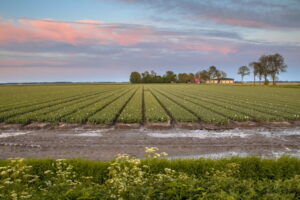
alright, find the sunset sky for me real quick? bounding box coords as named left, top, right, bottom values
left=0, top=0, right=299, bottom=82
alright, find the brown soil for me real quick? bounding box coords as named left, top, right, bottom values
left=1, top=121, right=298, bottom=131
left=0, top=125, right=299, bottom=160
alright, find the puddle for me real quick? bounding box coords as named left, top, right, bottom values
left=170, top=152, right=250, bottom=159
left=146, top=127, right=300, bottom=139
left=0, top=131, right=31, bottom=138
left=60, top=130, right=104, bottom=137
left=147, top=129, right=252, bottom=139
left=270, top=150, right=300, bottom=159
left=76, top=130, right=103, bottom=137
left=169, top=150, right=300, bottom=160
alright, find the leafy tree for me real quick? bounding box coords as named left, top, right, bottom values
left=197, top=70, right=210, bottom=81
left=164, top=71, right=177, bottom=83
left=177, top=73, right=195, bottom=83
left=215, top=70, right=227, bottom=83
left=249, top=62, right=263, bottom=85
left=141, top=71, right=151, bottom=83
left=188, top=73, right=195, bottom=83
left=259, top=55, right=271, bottom=85
left=130, top=72, right=141, bottom=83
left=268, top=53, right=287, bottom=85
left=177, top=73, right=190, bottom=83
left=237, top=66, right=250, bottom=82
left=208, top=66, right=218, bottom=80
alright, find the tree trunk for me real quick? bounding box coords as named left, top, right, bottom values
left=254, top=74, right=256, bottom=85
left=264, top=73, right=268, bottom=85
left=272, top=74, right=276, bottom=85
left=259, top=76, right=262, bottom=85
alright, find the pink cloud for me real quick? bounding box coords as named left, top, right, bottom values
left=193, top=16, right=276, bottom=29
left=0, top=18, right=240, bottom=55
left=0, top=18, right=151, bottom=46
left=0, top=59, right=68, bottom=66
left=212, top=18, right=275, bottom=29
left=169, top=41, right=236, bottom=55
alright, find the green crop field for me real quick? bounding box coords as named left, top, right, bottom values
left=0, top=84, right=299, bottom=125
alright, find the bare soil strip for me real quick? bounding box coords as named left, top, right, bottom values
left=0, top=123, right=300, bottom=160
left=0, top=121, right=299, bottom=130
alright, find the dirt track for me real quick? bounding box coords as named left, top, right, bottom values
left=1, top=126, right=300, bottom=160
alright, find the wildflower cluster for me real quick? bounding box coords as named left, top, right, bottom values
left=0, top=158, right=37, bottom=199
left=1, top=149, right=299, bottom=199
left=42, top=159, right=80, bottom=189
left=0, top=158, right=91, bottom=199
left=104, top=147, right=195, bottom=200
left=144, top=147, right=168, bottom=159
left=105, top=154, right=145, bottom=199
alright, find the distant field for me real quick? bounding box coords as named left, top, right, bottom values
left=0, top=84, right=299, bottom=125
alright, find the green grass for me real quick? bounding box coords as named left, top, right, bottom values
left=1, top=156, right=300, bottom=199
left=1, top=156, right=299, bottom=181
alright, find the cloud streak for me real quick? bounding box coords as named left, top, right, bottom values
left=0, top=18, right=152, bottom=46
left=0, top=18, right=240, bottom=55
left=114, top=0, right=300, bottom=29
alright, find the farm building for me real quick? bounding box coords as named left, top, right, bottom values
left=206, top=78, right=235, bottom=84
left=194, top=78, right=204, bottom=83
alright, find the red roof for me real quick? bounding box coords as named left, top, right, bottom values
left=194, top=78, right=203, bottom=83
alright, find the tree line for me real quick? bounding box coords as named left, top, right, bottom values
left=130, top=66, right=227, bottom=83
left=130, top=53, right=287, bottom=85
left=238, top=53, right=287, bottom=85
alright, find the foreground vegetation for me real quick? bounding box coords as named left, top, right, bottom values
left=0, top=84, right=299, bottom=125
left=0, top=148, right=300, bottom=199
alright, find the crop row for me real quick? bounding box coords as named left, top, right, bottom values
left=117, top=87, right=142, bottom=123
left=0, top=84, right=299, bottom=125
left=61, top=88, right=134, bottom=124
left=149, top=88, right=198, bottom=123
left=6, top=90, right=121, bottom=124
left=0, top=91, right=105, bottom=123
left=88, top=88, right=137, bottom=124
left=0, top=85, right=105, bottom=112
left=160, top=87, right=280, bottom=121
left=190, top=85, right=300, bottom=112
left=165, top=86, right=299, bottom=120
left=152, top=88, right=228, bottom=124
left=143, top=89, right=169, bottom=123
left=0, top=85, right=129, bottom=113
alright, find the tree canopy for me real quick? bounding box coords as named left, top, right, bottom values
left=237, top=66, right=250, bottom=82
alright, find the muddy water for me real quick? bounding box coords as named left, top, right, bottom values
left=0, top=127, right=300, bottom=160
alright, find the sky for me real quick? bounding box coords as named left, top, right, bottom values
left=0, top=0, right=300, bottom=82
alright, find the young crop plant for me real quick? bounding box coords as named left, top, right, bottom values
left=165, top=87, right=277, bottom=122
left=0, top=86, right=103, bottom=113
left=157, top=88, right=229, bottom=124
left=144, top=90, right=169, bottom=123
left=62, top=88, right=133, bottom=123
left=4, top=91, right=112, bottom=124
left=37, top=92, right=119, bottom=123
left=150, top=89, right=198, bottom=123
left=0, top=93, right=94, bottom=123
left=88, top=89, right=137, bottom=125
left=117, top=86, right=142, bottom=123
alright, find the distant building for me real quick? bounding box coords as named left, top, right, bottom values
left=206, top=78, right=235, bottom=84
left=194, top=78, right=204, bottom=84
